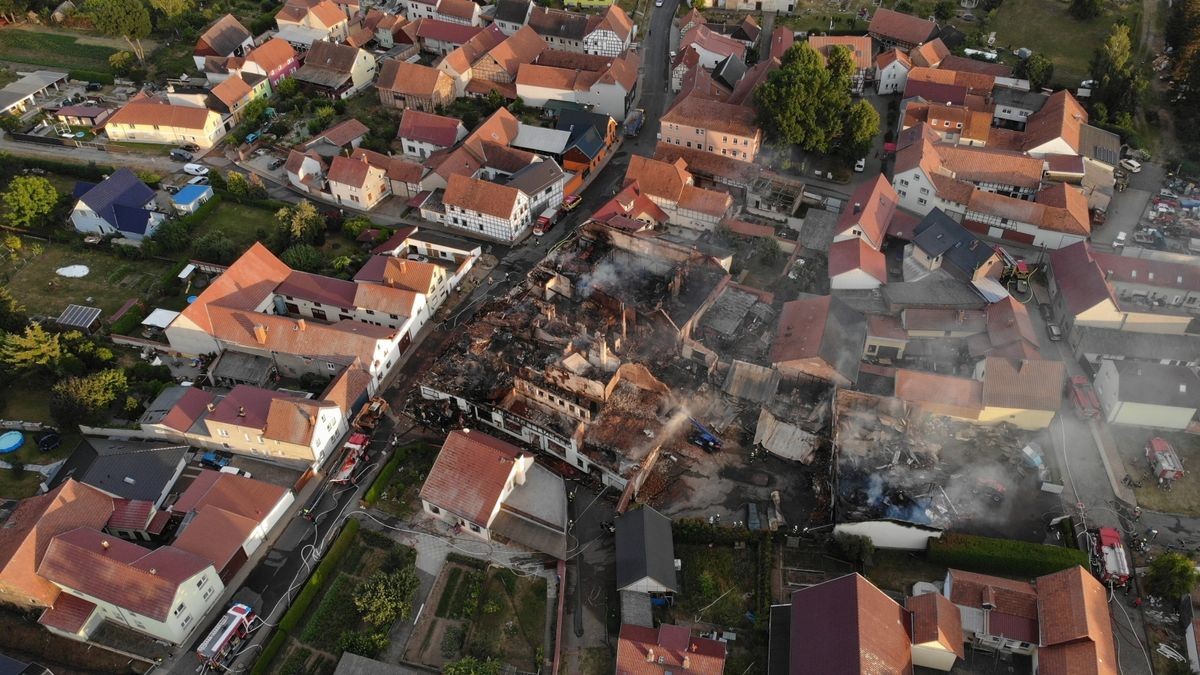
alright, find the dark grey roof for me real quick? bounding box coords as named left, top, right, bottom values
left=294, top=40, right=360, bottom=88
left=493, top=0, right=531, bottom=23
left=333, top=652, right=420, bottom=675
left=555, top=109, right=613, bottom=139
left=564, top=125, right=605, bottom=160
left=408, top=229, right=481, bottom=251
left=615, top=506, right=677, bottom=592
left=1079, top=123, right=1121, bottom=166
left=1113, top=360, right=1200, bottom=409
left=912, top=209, right=995, bottom=280
left=992, top=87, right=1047, bottom=112
left=712, top=54, right=746, bottom=90
left=73, top=168, right=156, bottom=233
left=48, top=438, right=189, bottom=503
left=528, top=6, right=588, bottom=42
left=505, top=159, right=565, bottom=196
left=1074, top=326, right=1200, bottom=363
left=817, top=294, right=867, bottom=385
left=882, top=273, right=988, bottom=310
left=198, top=15, right=252, bottom=57
left=55, top=303, right=101, bottom=329
left=767, top=603, right=792, bottom=675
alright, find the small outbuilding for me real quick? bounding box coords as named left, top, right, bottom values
left=54, top=304, right=102, bottom=334
left=615, top=505, right=677, bottom=595
left=171, top=184, right=214, bottom=214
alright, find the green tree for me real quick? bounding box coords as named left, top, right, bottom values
left=151, top=218, right=190, bottom=253
left=342, top=216, right=374, bottom=238
left=1016, top=53, right=1055, bottom=90
left=0, top=114, right=25, bottom=133
left=108, top=50, right=135, bottom=76
left=226, top=171, right=250, bottom=198
left=443, top=657, right=503, bottom=675
left=148, top=0, right=191, bottom=22
left=934, top=0, right=955, bottom=21
left=241, top=98, right=268, bottom=128
left=1143, top=552, right=1200, bottom=599
left=276, top=77, right=298, bottom=97
left=824, top=44, right=856, bottom=87
left=275, top=200, right=324, bottom=245
left=2, top=233, right=21, bottom=262
left=353, top=568, right=420, bottom=626
left=0, top=286, right=27, bottom=333
left=1070, top=0, right=1102, bottom=19
left=834, top=532, right=875, bottom=567
left=0, top=0, right=29, bottom=23
left=88, top=0, right=152, bottom=62
left=0, top=323, right=63, bottom=375
left=842, top=99, right=880, bottom=159
left=49, top=368, right=128, bottom=426
left=1090, top=23, right=1145, bottom=118
left=280, top=243, right=325, bottom=272
left=754, top=43, right=853, bottom=153
left=330, top=255, right=355, bottom=273
left=194, top=232, right=237, bottom=264
left=336, top=631, right=389, bottom=658
left=246, top=173, right=269, bottom=200
left=2, top=176, right=59, bottom=229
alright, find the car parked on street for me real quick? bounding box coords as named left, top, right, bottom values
left=183, top=163, right=209, bottom=176
left=188, top=176, right=210, bottom=186
left=1038, top=303, right=1053, bottom=322
left=268, top=158, right=286, bottom=170
left=854, top=158, right=866, bottom=172
left=170, top=149, right=193, bottom=162
left=1046, top=323, right=1063, bottom=341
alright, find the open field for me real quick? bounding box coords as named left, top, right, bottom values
left=987, top=0, right=1140, bottom=86
left=0, top=29, right=116, bottom=73
left=191, top=200, right=279, bottom=250
left=5, top=240, right=171, bottom=318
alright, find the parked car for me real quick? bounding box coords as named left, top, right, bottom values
left=187, top=176, right=210, bottom=186
left=1119, top=158, right=1142, bottom=173
left=183, top=163, right=209, bottom=176
left=163, top=185, right=180, bottom=194
left=170, top=149, right=193, bottom=162
left=219, top=466, right=252, bottom=478
left=200, top=451, right=230, bottom=469
left=244, top=132, right=260, bottom=144
left=406, top=253, right=429, bottom=262
left=1114, top=231, right=1127, bottom=248
left=561, top=194, right=582, bottom=212
left=180, top=143, right=201, bottom=152
left=268, top=157, right=286, bottom=170
left=1038, top=303, right=1053, bottom=322
left=85, top=82, right=103, bottom=91
left=854, top=157, right=866, bottom=172
left=1046, top=323, right=1063, bottom=341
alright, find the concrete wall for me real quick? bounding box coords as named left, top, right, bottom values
left=834, top=520, right=942, bottom=550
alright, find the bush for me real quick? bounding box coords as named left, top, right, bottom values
left=337, top=630, right=389, bottom=658
left=69, top=69, right=115, bottom=85
left=441, top=624, right=466, bottom=658
left=299, top=574, right=360, bottom=650
left=927, top=533, right=1088, bottom=577
left=278, top=519, right=360, bottom=633
left=362, top=452, right=404, bottom=506
left=108, top=306, right=147, bottom=336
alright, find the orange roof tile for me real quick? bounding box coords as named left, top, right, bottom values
left=108, top=97, right=216, bottom=130
left=906, top=593, right=965, bottom=659
left=378, top=60, right=452, bottom=97
left=661, top=93, right=759, bottom=138
left=615, top=624, right=726, bottom=675
left=909, top=38, right=950, bottom=68
left=247, top=38, right=297, bottom=74
left=625, top=154, right=691, bottom=201
left=836, top=174, right=898, bottom=248
left=419, top=429, right=529, bottom=524
left=1023, top=90, right=1087, bottom=154
left=808, top=35, right=874, bottom=70
left=981, top=356, right=1064, bottom=411
left=444, top=173, right=522, bottom=220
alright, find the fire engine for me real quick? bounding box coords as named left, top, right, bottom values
left=1092, top=527, right=1131, bottom=587
left=330, top=433, right=370, bottom=484
left=196, top=603, right=255, bottom=667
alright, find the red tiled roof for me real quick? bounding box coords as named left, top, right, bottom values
left=37, top=593, right=97, bottom=634
left=836, top=174, right=898, bottom=249
left=247, top=37, right=296, bottom=75
left=894, top=369, right=984, bottom=415
left=869, top=7, right=937, bottom=45
left=615, top=624, right=726, bottom=675
left=108, top=96, right=216, bottom=131
left=399, top=109, right=463, bottom=147
left=808, top=35, right=874, bottom=70
left=981, top=357, right=1063, bottom=410
left=174, top=242, right=292, bottom=335
left=172, top=506, right=258, bottom=572
left=160, top=387, right=215, bottom=432
left=769, top=26, right=794, bottom=60
left=370, top=225, right=417, bottom=254
left=661, top=93, right=759, bottom=138
left=679, top=24, right=746, bottom=61
left=311, top=118, right=369, bottom=147
left=1036, top=567, right=1118, bottom=675
left=1023, top=90, right=1087, bottom=154
left=107, top=499, right=156, bottom=531
left=171, top=470, right=289, bottom=523
left=37, top=528, right=210, bottom=621
left=909, top=38, right=950, bottom=68
left=828, top=237, right=887, bottom=284
left=906, top=592, right=965, bottom=659
left=415, top=18, right=484, bottom=44
left=876, top=47, right=912, bottom=70
left=0, top=480, right=114, bottom=608
left=789, top=574, right=913, bottom=675
left=443, top=173, right=522, bottom=220
left=771, top=295, right=832, bottom=363
left=209, top=385, right=295, bottom=430
left=1048, top=242, right=1119, bottom=316
left=437, top=0, right=477, bottom=20
left=419, top=429, right=528, bottom=525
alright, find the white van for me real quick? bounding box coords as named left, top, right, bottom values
left=1118, top=158, right=1142, bottom=173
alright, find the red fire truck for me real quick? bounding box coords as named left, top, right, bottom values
left=1092, top=527, right=1131, bottom=587
left=1068, top=376, right=1101, bottom=418
left=1146, top=437, right=1186, bottom=483
left=196, top=603, right=255, bottom=667
left=331, top=433, right=370, bottom=484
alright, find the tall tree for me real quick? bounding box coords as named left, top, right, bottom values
left=824, top=44, right=856, bottom=88
left=1069, top=0, right=1102, bottom=20
left=275, top=200, right=325, bottom=245
left=88, top=0, right=152, bottom=62
left=280, top=243, right=326, bottom=272
left=2, top=176, right=59, bottom=229
left=755, top=43, right=851, bottom=152
left=841, top=100, right=880, bottom=159
left=0, top=286, right=27, bottom=333
left=1143, top=552, right=1200, bottom=599
left=1090, top=23, right=1144, bottom=119
left=148, top=0, right=191, bottom=22
left=1016, top=53, right=1055, bottom=90
left=0, top=323, right=62, bottom=375
left=50, top=369, right=128, bottom=426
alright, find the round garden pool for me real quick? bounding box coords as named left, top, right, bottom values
left=0, top=431, right=24, bottom=454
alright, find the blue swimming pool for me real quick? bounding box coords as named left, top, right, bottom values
left=0, top=431, right=24, bottom=454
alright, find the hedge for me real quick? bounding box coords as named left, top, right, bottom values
left=109, top=306, right=147, bottom=335
left=927, top=532, right=1088, bottom=578
left=0, top=153, right=115, bottom=181
left=68, top=70, right=114, bottom=85
left=249, top=631, right=288, bottom=675
left=278, top=518, right=360, bottom=634
left=361, top=443, right=426, bottom=507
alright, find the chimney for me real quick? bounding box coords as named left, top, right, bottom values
left=253, top=324, right=268, bottom=344
left=853, top=202, right=862, bottom=214
left=206, top=403, right=215, bottom=412
left=149, top=568, right=157, bottom=575
left=646, top=649, right=655, bottom=663
left=101, top=540, right=110, bottom=550
left=683, top=655, right=691, bottom=669
left=297, top=318, right=306, bottom=331
left=238, top=406, right=246, bottom=417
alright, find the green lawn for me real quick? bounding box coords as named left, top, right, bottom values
left=5, top=240, right=171, bottom=317
left=107, top=141, right=176, bottom=156
left=674, top=543, right=758, bottom=628
left=191, top=201, right=279, bottom=250
left=987, top=0, right=1140, bottom=86
left=0, top=29, right=115, bottom=73
left=466, top=568, right=546, bottom=671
